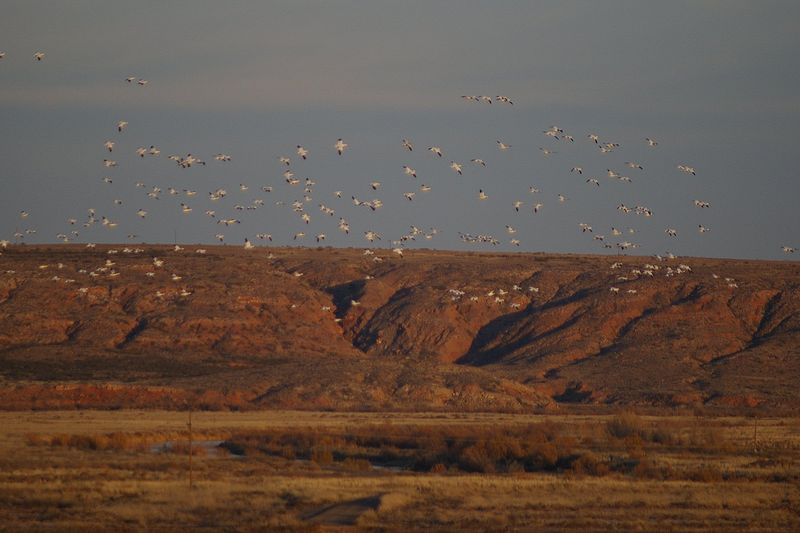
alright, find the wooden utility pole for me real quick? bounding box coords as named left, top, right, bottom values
left=188, top=405, right=193, bottom=489
left=753, top=414, right=758, bottom=452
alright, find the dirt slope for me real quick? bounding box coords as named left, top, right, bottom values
left=0, top=244, right=798, bottom=411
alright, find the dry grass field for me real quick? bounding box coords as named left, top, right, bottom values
left=1, top=410, right=798, bottom=531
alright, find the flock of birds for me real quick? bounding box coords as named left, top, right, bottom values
left=0, top=51, right=795, bottom=317
left=0, top=50, right=796, bottom=261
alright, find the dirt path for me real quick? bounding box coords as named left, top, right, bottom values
left=301, top=495, right=382, bottom=526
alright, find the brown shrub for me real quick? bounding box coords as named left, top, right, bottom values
left=341, top=458, right=372, bottom=472
left=429, top=463, right=447, bottom=474
left=688, top=464, right=723, bottom=482
left=607, top=411, right=646, bottom=440
left=571, top=452, right=610, bottom=477
left=311, top=446, right=333, bottom=465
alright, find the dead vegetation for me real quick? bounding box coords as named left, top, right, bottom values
left=4, top=410, right=799, bottom=530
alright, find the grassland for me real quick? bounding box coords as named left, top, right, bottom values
left=1, top=410, right=798, bottom=531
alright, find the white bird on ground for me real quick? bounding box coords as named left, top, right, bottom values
left=403, top=165, right=417, bottom=178
left=296, top=145, right=309, bottom=160
left=334, top=138, right=348, bottom=155
left=428, top=146, right=443, bottom=157
left=450, top=161, right=463, bottom=175
left=244, top=238, right=254, bottom=249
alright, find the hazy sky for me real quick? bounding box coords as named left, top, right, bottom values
left=1, top=1, right=798, bottom=259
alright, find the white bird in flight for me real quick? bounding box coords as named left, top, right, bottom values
left=450, top=161, right=463, bottom=175
left=296, top=145, right=309, bottom=160
left=428, top=146, right=443, bottom=157
left=335, top=138, right=348, bottom=155
left=34, top=52, right=45, bottom=61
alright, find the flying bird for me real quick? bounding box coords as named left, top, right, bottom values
left=450, top=161, right=463, bottom=175
left=296, top=145, right=309, bottom=160
left=335, top=138, right=348, bottom=155
left=34, top=52, right=45, bottom=61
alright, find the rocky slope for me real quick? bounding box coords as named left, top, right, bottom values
left=0, top=244, right=798, bottom=411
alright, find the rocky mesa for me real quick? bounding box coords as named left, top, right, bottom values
left=0, top=244, right=798, bottom=412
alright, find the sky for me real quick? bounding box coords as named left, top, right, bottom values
left=1, top=1, right=798, bottom=259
